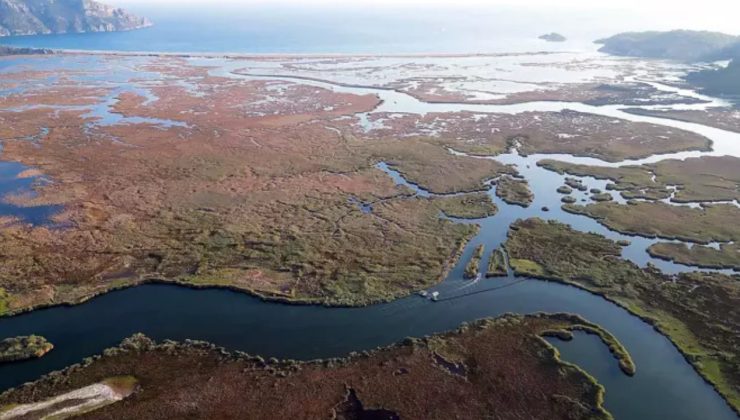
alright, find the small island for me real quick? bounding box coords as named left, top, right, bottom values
left=464, top=244, right=485, bottom=279
left=495, top=176, right=534, bottom=207
left=539, top=33, right=567, bottom=42
left=0, top=336, right=54, bottom=363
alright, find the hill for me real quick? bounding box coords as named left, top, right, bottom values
left=0, top=0, right=151, bottom=37
left=688, top=59, right=740, bottom=96
left=595, top=30, right=739, bottom=61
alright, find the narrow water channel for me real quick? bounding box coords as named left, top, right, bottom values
left=0, top=161, right=737, bottom=419
left=0, top=278, right=734, bottom=420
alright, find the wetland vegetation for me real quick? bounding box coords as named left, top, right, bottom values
left=540, top=156, right=740, bottom=203
left=5, top=54, right=716, bottom=314
left=648, top=242, right=740, bottom=271
left=0, top=314, right=619, bottom=420
left=0, top=336, right=53, bottom=363
left=563, top=201, right=740, bottom=244
left=591, top=192, right=613, bottom=202
left=0, top=61, right=500, bottom=311
left=356, top=110, right=711, bottom=162
left=505, top=218, right=740, bottom=410
left=368, top=138, right=514, bottom=194
left=561, top=196, right=577, bottom=204
left=0, top=48, right=739, bottom=419
left=464, top=244, right=485, bottom=279
left=623, top=108, right=740, bottom=134
left=494, top=176, right=534, bottom=207
left=486, top=248, right=508, bottom=277
left=543, top=155, right=740, bottom=268
left=433, top=192, right=498, bottom=219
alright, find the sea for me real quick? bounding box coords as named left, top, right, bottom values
left=0, top=3, right=722, bottom=55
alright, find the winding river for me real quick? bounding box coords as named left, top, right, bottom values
left=0, top=56, right=738, bottom=420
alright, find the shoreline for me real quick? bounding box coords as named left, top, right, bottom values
left=622, top=108, right=740, bottom=133
left=646, top=246, right=740, bottom=271
left=0, top=45, right=579, bottom=60
left=0, top=313, right=617, bottom=419
left=0, top=228, right=479, bottom=318
left=508, top=269, right=740, bottom=416
left=560, top=204, right=738, bottom=246
left=2, top=265, right=737, bottom=415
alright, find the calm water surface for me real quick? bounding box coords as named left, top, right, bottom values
left=0, top=3, right=700, bottom=55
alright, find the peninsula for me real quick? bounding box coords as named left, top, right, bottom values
left=0, top=0, right=151, bottom=37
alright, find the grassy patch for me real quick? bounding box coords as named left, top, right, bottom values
left=509, top=258, right=546, bottom=277
left=0, top=404, right=19, bottom=414
left=486, top=248, right=508, bottom=277
left=495, top=176, right=534, bottom=207
left=433, top=193, right=498, bottom=219
left=464, top=245, right=485, bottom=279
left=561, top=196, right=577, bottom=204
left=542, top=313, right=635, bottom=376
left=539, top=155, right=740, bottom=202
left=0, top=288, right=8, bottom=316
left=591, top=192, right=613, bottom=202
left=623, top=108, right=740, bottom=134
left=505, top=218, right=740, bottom=411
left=556, top=185, right=572, bottom=194
left=648, top=242, right=740, bottom=270
left=574, top=325, right=635, bottom=376
left=0, top=181, right=481, bottom=308
left=563, top=201, right=740, bottom=243
left=540, top=329, right=574, bottom=341
left=365, top=138, right=514, bottom=194
left=0, top=124, right=494, bottom=312
left=0, top=335, right=54, bottom=363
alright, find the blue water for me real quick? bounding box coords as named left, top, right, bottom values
left=0, top=4, right=652, bottom=54
left=0, top=148, right=61, bottom=225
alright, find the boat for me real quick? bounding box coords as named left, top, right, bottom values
left=418, top=290, right=428, bottom=297
left=430, top=291, right=440, bottom=301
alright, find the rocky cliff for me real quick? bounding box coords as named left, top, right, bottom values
left=0, top=0, right=151, bottom=37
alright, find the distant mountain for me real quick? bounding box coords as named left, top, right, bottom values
left=0, top=0, right=151, bottom=37
left=539, top=33, right=566, bottom=42
left=595, top=30, right=740, bottom=61
left=687, top=59, right=740, bottom=97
